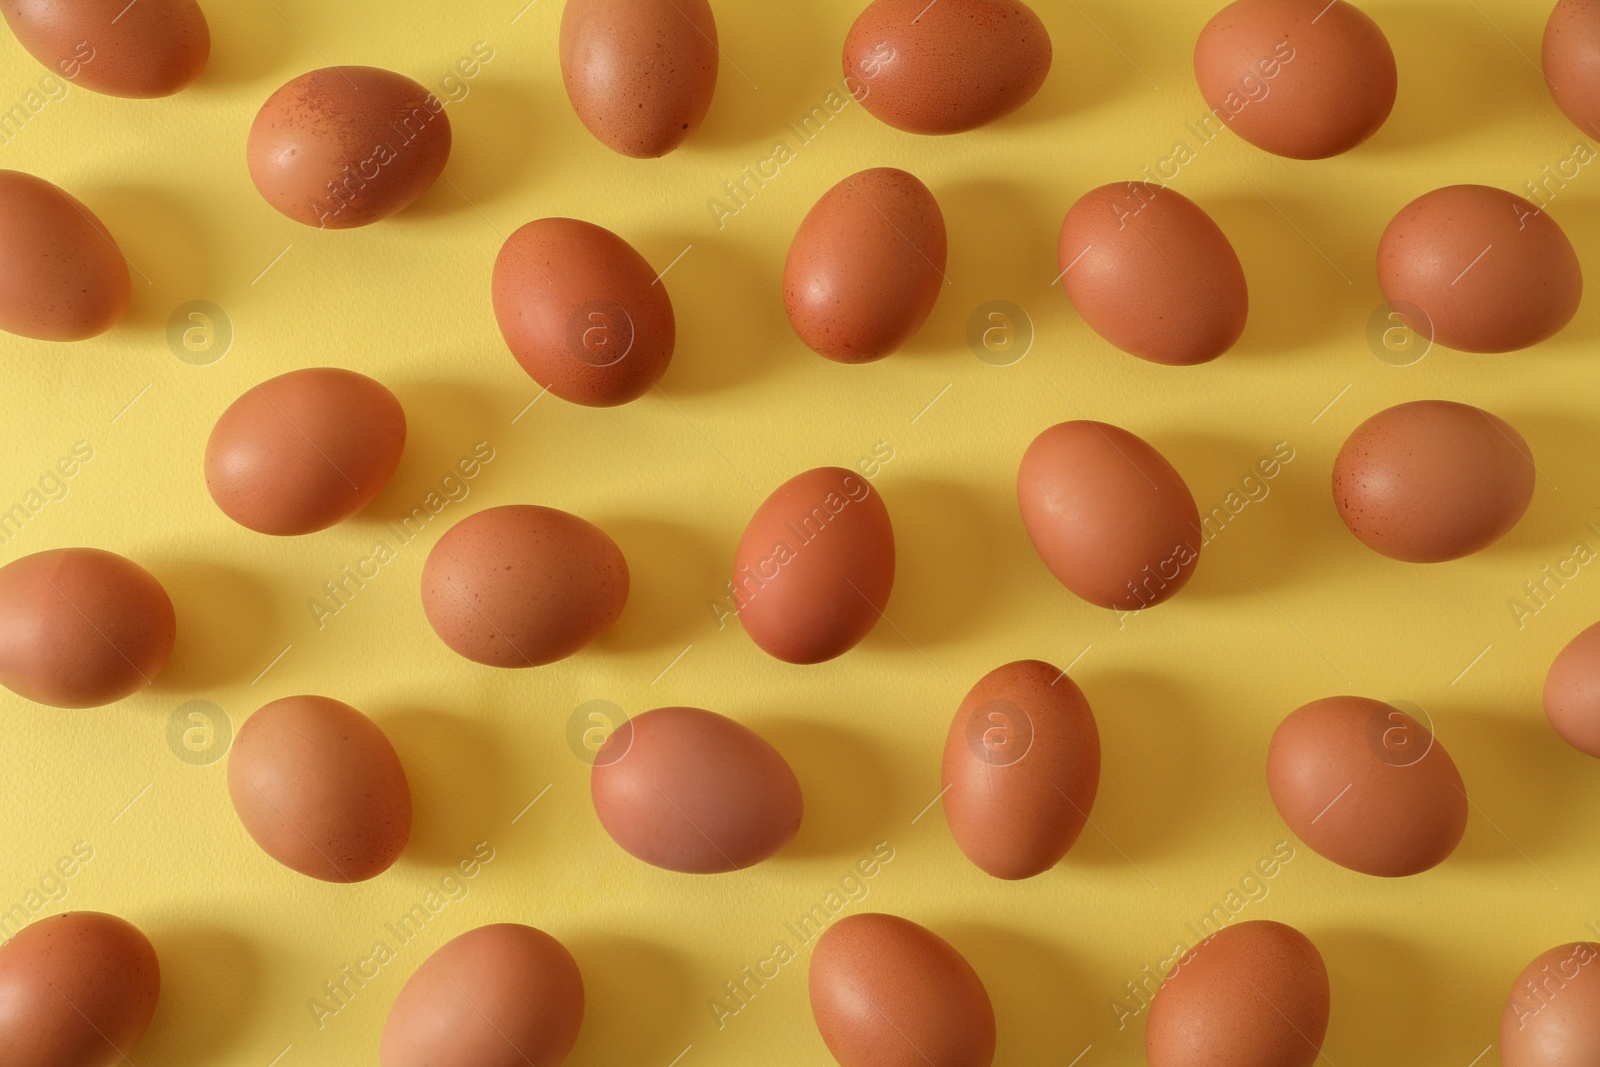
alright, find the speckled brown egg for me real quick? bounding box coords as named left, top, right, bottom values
left=1502, top=941, right=1600, bottom=1065
left=1059, top=182, right=1247, bottom=365
left=0, top=170, right=129, bottom=341
left=492, top=218, right=675, bottom=406
left=1543, top=621, right=1600, bottom=758
left=559, top=0, right=718, bottom=157
left=421, top=505, right=629, bottom=667
left=1377, top=185, right=1582, bottom=352
left=843, top=0, right=1051, bottom=134
left=205, top=367, right=406, bottom=536
left=784, top=167, right=946, bottom=363
left=1544, top=0, right=1600, bottom=137
left=1, top=0, right=208, bottom=97
left=1146, top=920, right=1329, bottom=1067
left=247, top=66, right=452, bottom=229
left=0, top=911, right=160, bottom=1067
left=591, top=706, right=803, bottom=873
left=1267, top=696, right=1467, bottom=877
left=809, top=913, right=995, bottom=1067
left=0, top=547, right=174, bottom=708
left=382, top=924, right=585, bottom=1067
left=1194, top=0, right=1396, bottom=159
left=1017, top=421, right=1201, bottom=611
left=227, top=694, right=411, bottom=882
left=1332, top=400, right=1534, bottom=563
left=733, top=466, right=895, bottom=664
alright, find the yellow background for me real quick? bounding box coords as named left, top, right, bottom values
left=0, top=0, right=1595, bottom=1063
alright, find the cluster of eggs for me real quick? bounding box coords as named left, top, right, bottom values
left=3, top=0, right=1600, bottom=1064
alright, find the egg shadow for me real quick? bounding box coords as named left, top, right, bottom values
left=381, top=708, right=512, bottom=868
left=356, top=377, right=503, bottom=532
left=1478, top=407, right=1595, bottom=559
left=196, top=1, right=292, bottom=89
left=759, top=717, right=899, bottom=860
left=594, top=517, right=724, bottom=654
left=941, top=924, right=1097, bottom=1057
left=565, top=936, right=700, bottom=1067
left=994, top=1, right=1157, bottom=130
left=82, top=186, right=216, bottom=335
left=147, top=561, right=277, bottom=691
left=137, top=925, right=262, bottom=1064
left=404, top=77, right=544, bottom=218
left=1529, top=197, right=1600, bottom=349
left=690, top=0, right=835, bottom=152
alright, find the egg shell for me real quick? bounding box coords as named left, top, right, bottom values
left=1145, top=920, right=1329, bottom=1067
left=1544, top=0, right=1600, bottom=137
left=1194, top=0, right=1396, bottom=159
left=808, top=912, right=995, bottom=1067
left=590, top=706, right=803, bottom=873
left=420, top=504, right=629, bottom=667
left=0, top=170, right=129, bottom=341
left=1017, top=421, right=1201, bottom=611
left=0, top=911, right=159, bottom=1067
left=1377, top=185, right=1582, bottom=352
left=1543, top=622, right=1600, bottom=757
left=1058, top=182, right=1247, bottom=365
left=492, top=217, right=675, bottom=406
left=0, top=547, right=174, bottom=708
left=247, top=66, right=452, bottom=229
left=381, top=923, right=584, bottom=1067
left=1, top=0, right=209, bottom=97
left=842, top=0, right=1051, bottom=134
left=205, top=367, right=406, bottom=536
left=227, top=694, right=412, bottom=882
left=1501, top=941, right=1600, bottom=1065
left=942, top=659, right=1101, bottom=879
left=1267, top=696, right=1467, bottom=877
left=733, top=466, right=895, bottom=664
left=559, top=0, right=719, bottom=157
left=1332, top=400, right=1534, bottom=563
left=784, top=167, right=947, bottom=363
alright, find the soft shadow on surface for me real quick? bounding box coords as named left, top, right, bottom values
left=404, top=76, right=543, bottom=219
left=942, top=924, right=1096, bottom=1059
left=196, top=2, right=290, bottom=89
left=998, top=1, right=1160, bottom=131
left=85, top=186, right=216, bottom=335
left=596, top=517, right=724, bottom=655
left=642, top=231, right=784, bottom=397
left=149, top=561, right=278, bottom=691
left=690, top=0, right=836, bottom=153
left=382, top=708, right=511, bottom=868
left=760, top=716, right=898, bottom=860
left=565, top=936, right=701, bottom=1067
left=357, top=377, right=502, bottom=532
left=138, top=925, right=262, bottom=1064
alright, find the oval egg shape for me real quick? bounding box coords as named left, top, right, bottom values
left=843, top=0, right=1051, bottom=134
left=1059, top=182, right=1247, bottom=365
left=247, top=66, right=452, bottom=229
left=1378, top=185, right=1582, bottom=352
left=0, top=170, right=130, bottom=341
left=942, top=659, right=1101, bottom=880
left=1543, top=621, right=1600, bottom=758
left=1332, top=400, right=1534, bottom=563
left=784, top=167, right=947, bottom=363
left=227, top=694, right=412, bottom=882
left=0, top=911, right=160, bottom=1067
left=559, top=0, right=719, bottom=157
left=421, top=504, right=629, bottom=667
left=382, top=923, right=585, bottom=1067
left=1017, top=421, right=1201, bottom=611
left=1267, top=696, right=1467, bottom=877
left=205, top=368, right=406, bottom=536
left=1, top=0, right=209, bottom=97
left=591, top=706, right=803, bottom=873
left=1501, top=941, right=1600, bottom=1066
left=733, top=466, right=895, bottom=664
left=1146, top=920, right=1330, bottom=1067
left=1194, top=0, right=1396, bottom=159
left=1544, top=0, right=1600, bottom=138
left=809, top=912, right=995, bottom=1067
left=492, top=217, right=675, bottom=406
left=0, top=547, right=174, bottom=708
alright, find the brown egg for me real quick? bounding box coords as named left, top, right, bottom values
left=0, top=548, right=174, bottom=708
left=843, top=0, right=1051, bottom=134
left=247, top=66, right=451, bottom=229
left=1377, top=185, right=1582, bottom=352
left=227, top=695, right=412, bottom=882
left=942, top=660, right=1100, bottom=880
left=1544, top=0, right=1600, bottom=137
left=421, top=505, right=628, bottom=667
left=1017, top=421, right=1200, bottom=611
left=591, top=706, right=803, bottom=873
left=1543, top=622, right=1600, bottom=757
left=492, top=218, right=675, bottom=406
left=205, top=367, right=406, bottom=536
left=2, top=0, right=207, bottom=98
left=732, top=466, right=895, bottom=664
left=809, top=912, right=995, bottom=1067
left=0, top=170, right=129, bottom=341
left=1267, top=696, right=1467, bottom=877
left=382, top=924, right=584, bottom=1067
left=1058, top=182, right=1247, bottom=365
left=559, top=0, right=718, bottom=157
left=1332, top=400, right=1534, bottom=563
left=1194, top=0, right=1395, bottom=159
left=1146, top=920, right=1329, bottom=1067
left=1502, top=941, right=1600, bottom=1065
left=784, top=168, right=947, bottom=363
left=0, top=911, right=159, bottom=1066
